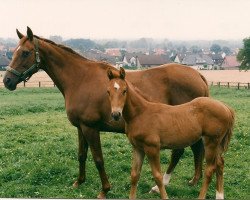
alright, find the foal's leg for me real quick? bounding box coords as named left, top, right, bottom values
left=129, top=148, right=145, bottom=199
left=145, top=146, right=168, bottom=199
left=198, top=138, right=218, bottom=199
left=216, top=151, right=225, bottom=199
left=150, top=149, right=184, bottom=193
left=73, top=128, right=89, bottom=188
left=80, top=124, right=111, bottom=199
left=189, top=139, right=204, bottom=185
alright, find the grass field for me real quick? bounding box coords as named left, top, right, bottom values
left=0, top=87, right=249, bottom=199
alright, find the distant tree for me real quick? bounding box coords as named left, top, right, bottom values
left=210, top=44, right=222, bottom=54
left=222, top=46, right=231, bottom=55
left=237, top=37, right=250, bottom=70
left=64, top=39, right=97, bottom=52
left=190, top=45, right=201, bottom=54
left=49, top=35, right=63, bottom=44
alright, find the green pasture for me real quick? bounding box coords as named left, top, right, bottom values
left=0, top=87, right=249, bottom=199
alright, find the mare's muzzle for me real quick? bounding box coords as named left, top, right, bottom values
left=111, top=111, right=121, bottom=121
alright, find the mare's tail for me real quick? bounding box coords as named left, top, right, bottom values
left=221, top=105, right=235, bottom=152
left=199, top=73, right=210, bottom=97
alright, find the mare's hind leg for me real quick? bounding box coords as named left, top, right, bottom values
left=80, top=124, right=111, bottom=199
left=189, top=139, right=204, bottom=185
left=150, top=149, right=184, bottom=193
left=129, top=148, right=145, bottom=199
left=198, top=137, right=218, bottom=199
left=145, top=146, right=168, bottom=199
left=73, top=128, right=89, bottom=188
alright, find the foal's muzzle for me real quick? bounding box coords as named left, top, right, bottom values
left=111, top=111, right=121, bottom=121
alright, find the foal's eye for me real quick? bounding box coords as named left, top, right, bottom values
left=122, top=89, right=127, bottom=95
left=22, top=51, right=30, bottom=58
left=107, top=90, right=110, bottom=95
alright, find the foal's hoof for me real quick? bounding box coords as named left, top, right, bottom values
left=188, top=177, right=199, bottom=186
left=149, top=185, right=160, bottom=193
left=97, top=191, right=106, bottom=199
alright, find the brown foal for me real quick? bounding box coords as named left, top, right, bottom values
left=107, top=67, right=234, bottom=199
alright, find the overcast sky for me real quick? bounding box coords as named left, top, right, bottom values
left=1, top=0, right=250, bottom=40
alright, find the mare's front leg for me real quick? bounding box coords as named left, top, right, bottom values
left=73, top=127, right=88, bottom=188
left=129, top=148, right=145, bottom=199
left=189, top=139, right=204, bottom=185
left=80, top=124, right=111, bottom=199
left=145, top=146, right=168, bottom=199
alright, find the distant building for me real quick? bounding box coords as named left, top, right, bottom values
left=182, top=54, right=214, bottom=70
left=221, top=56, right=240, bottom=70
left=0, top=54, right=10, bottom=70
left=105, top=48, right=122, bottom=57
left=122, top=53, right=170, bottom=68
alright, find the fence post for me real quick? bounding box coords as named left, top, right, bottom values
left=23, top=81, right=26, bottom=87
left=248, top=83, right=250, bottom=90
left=227, top=82, right=229, bottom=88
left=218, top=82, right=220, bottom=87
left=39, top=81, right=41, bottom=87
left=237, top=83, right=240, bottom=90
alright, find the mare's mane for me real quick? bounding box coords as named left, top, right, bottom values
left=34, top=35, right=88, bottom=60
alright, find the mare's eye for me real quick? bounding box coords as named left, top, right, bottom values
left=122, top=89, right=127, bottom=95
left=22, top=51, right=30, bottom=58
left=107, top=90, right=110, bottom=95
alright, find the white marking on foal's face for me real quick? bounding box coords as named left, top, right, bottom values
left=114, top=82, right=120, bottom=90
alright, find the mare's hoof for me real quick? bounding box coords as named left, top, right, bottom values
left=97, top=191, right=106, bottom=199
left=73, top=179, right=84, bottom=188
left=73, top=181, right=80, bottom=188
left=149, top=185, right=160, bottom=193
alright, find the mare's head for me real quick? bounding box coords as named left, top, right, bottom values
left=107, top=67, right=127, bottom=121
left=3, top=27, right=40, bottom=90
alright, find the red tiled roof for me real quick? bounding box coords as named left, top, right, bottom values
left=222, top=56, right=240, bottom=68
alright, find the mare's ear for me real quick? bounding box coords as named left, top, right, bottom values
left=27, top=26, right=33, bottom=41
left=107, top=68, right=114, bottom=80
left=120, top=67, right=126, bottom=79
left=16, top=29, right=24, bottom=39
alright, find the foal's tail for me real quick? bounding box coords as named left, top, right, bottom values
left=221, top=105, right=235, bottom=152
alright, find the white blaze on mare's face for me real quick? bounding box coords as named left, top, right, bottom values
left=114, top=82, right=120, bottom=90
left=16, top=45, right=21, bottom=52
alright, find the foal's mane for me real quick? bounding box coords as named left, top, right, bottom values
left=34, top=35, right=88, bottom=60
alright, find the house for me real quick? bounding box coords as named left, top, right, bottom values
left=182, top=54, right=214, bottom=70
left=0, top=54, right=10, bottom=70
left=221, top=56, right=240, bottom=70
left=122, top=53, right=171, bottom=68
left=173, top=53, right=186, bottom=63
left=210, top=53, right=224, bottom=66
left=83, top=49, right=118, bottom=65
left=105, top=48, right=122, bottom=57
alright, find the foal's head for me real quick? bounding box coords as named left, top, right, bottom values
left=3, top=27, right=40, bottom=90
left=107, top=67, right=127, bottom=121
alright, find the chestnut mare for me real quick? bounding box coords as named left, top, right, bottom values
left=4, top=27, right=209, bottom=198
left=107, top=67, right=234, bottom=199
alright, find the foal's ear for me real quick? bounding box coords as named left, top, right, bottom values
left=107, top=68, right=114, bottom=80
left=16, top=29, right=24, bottom=39
left=27, top=26, right=33, bottom=41
left=120, top=67, right=126, bottom=79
